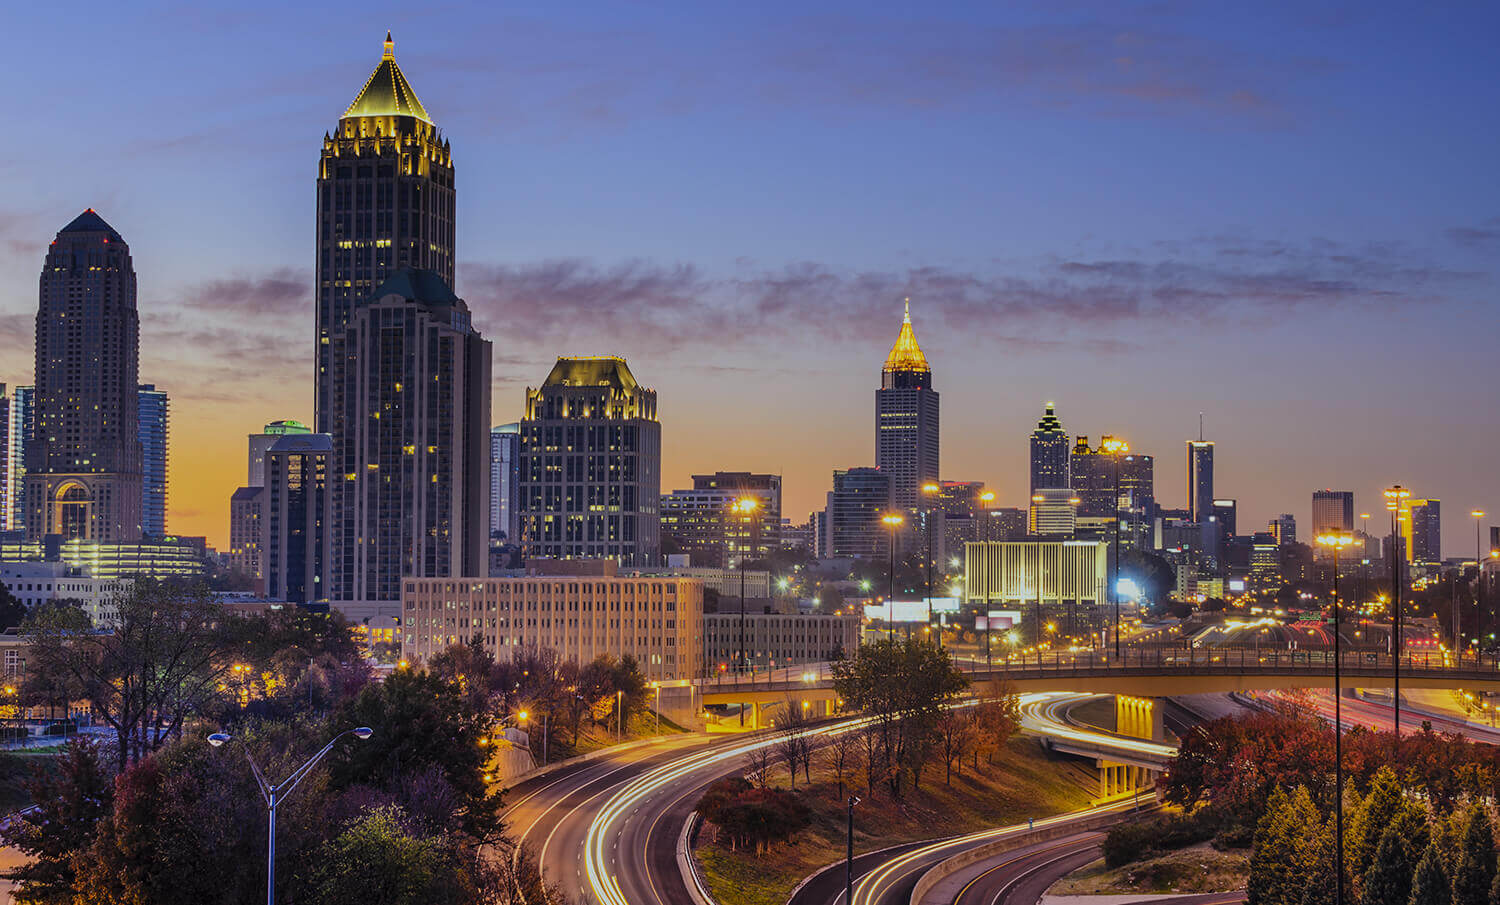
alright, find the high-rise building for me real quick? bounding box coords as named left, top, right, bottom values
left=1212, top=499, right=1238, bottom=539
left=660, top=472, right=781, bottom=567
left=823, top=467, right=892, bottom=559
left=27, top=211, right=142, bottom=542
left=1029, top=402, right=1069, bottom=494
left=262, top=433, right=333, bottom=604
left=4, top=386, right=33, bottom=532
left=1028, top=488, right=1079, bottom=536
left=247, top=420, right=312, bottom=488
left=875, top=302, right=939, bottom=513
left=517, top=357, right=661, bottom=565
left=1311, top=490, right=1354, bottom=536
left=1269, top=513, right=1297, bottom=545
left=228, top=486, right=263, bottom=583
left=137, top=385, right=168, bottom=537
left=316, top=34, right=455, bottom=489
left=1187, top=439, right=1214, bottom=524
left=1399, top=498, right=1441, bottom=564
left=333, top=269, right=491, bottom=609
left=1069, top=436, right=1154, bottom=549
left=963, top=539, right=1107, bottom=639
left=489, top=423, right=520, bottom=540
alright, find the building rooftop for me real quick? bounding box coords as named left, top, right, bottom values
left=343, top=33, right=432, bottom=123
left=368, top=268, right=462, bottom=308
left=541, top=356, right=641, bottom=391
left=883, top=300, right=930, bottom=373
left=267, top=433, right=333, bottom=454
left=57, top=209, right=123, bottom=241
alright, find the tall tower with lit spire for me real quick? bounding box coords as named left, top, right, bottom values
left=876, top=300, right=939, bottom=512
left=318, top=34, right=455, bottom=602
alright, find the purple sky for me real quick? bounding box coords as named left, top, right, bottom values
left=1, top=1, right=1497, bottom=552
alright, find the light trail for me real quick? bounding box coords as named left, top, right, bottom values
left=1017, top=692, right=1177, bottom=760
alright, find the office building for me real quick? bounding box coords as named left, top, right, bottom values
left=331, top=269, right=490, bottom=616
left=1069, top=436, right=1154, bottom=549
left=0, top=536, right=203, bottom=581
left=822, top=467, right=892, bottom=559
left=659, top=472, right=781, bottom=567
left=400, top=564, right=703, bottom=681
left=875, top=301, right=939, bottom=513
left=1311, top=490, right=1354, bottom=536
left=1028, top=488, right=1078, bottom=536
left=137, top=385, right=168, bottom=537
left=0, top=562, right=130, bottom=628
left=1212, top=499, right=1238, bottom=539
left=1269, top=514, right=1297, bottom=545
left=703, top=612, right=861, bottom=672
left=27, top=210, right=142, bottom=542
left=316, top=34, right=455, bottom=461
left=644, top=565, right=772, bottom=601
left=517, top=357, right=661, bottom=565
left=228, top=486, right=264, bottom=582
left=490, top=423, right=520, bottom=540
left=1399, top=498, right=1441, bottom=565
left=3, top=387, right=32, bottom=531
left=1187, top=438, right=1214, bottom=524
left=926, top=481, right=985, bottom=563
left=262, top=433, right=333, bottom=604
left=247, top=420, right=311, bottom=488
left=963, top=539, right=1107, bottom=638
left=1029, top=402, right=1069, bottom=494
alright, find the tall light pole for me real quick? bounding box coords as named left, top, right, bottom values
left=1101, top=437, right=1129, bottom=659
left=882, top=513, right=905, bottom=642
left=922, top=482, right=940, bottom=645
left=1473, top=510, right=1487, bottom=658
left=1316, top=530, right=1353, bottom=905
left=732, top=497, right=760, bottom=674
left=209, top=727, right=374, bottom=905
left=979, top=490, right=995, bottom=543
left=846, top=795, right=861, bottom=905
left=1385, top=484, right=1409, bottom=736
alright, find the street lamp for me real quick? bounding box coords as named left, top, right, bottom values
left=1473, top=509, right=1487, bottom=659
left=209, top=726, right=373, bottom=905
left=1101, top=437, right=1129, bottom=659
left=1315, top=530, right=1353, bottom=905
left=882, top=513, right=905, bottom=641
left=922, top=482, right=941, bottom=644
left=1385, top=484, right=1409, bottom=737
left=846, top=795, right=862, bottom=905
left=731, top=497, right=760, bottom=674
left=979, top=490, right=995, bottom=543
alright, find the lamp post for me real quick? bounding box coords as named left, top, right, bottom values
left=1315, top=530, right=1354, bottom=905
left=846, top=795, right=861, bottom=905
left=979, top=490, right=995, bottom=543
left=1385, top=484, right=1409, bottom=736
left=922, top=483, right=941, bottom=645
left=882, top=513, right=905, bottom=642
left=209, top=727, right=373, bottom=905
left=732, top=497, right=760, bottom=674
left=1473, top=510, right=1487, bottom=659
left=1101, top=437, right=1129, bottom=659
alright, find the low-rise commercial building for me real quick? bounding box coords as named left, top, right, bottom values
left=964, top=539, right=1106, bottom=640
left=0, top=561, right=129, bottom=627
left=703, top=612, right=861, bottom=672
left=400, top=561, right=702, bottom=681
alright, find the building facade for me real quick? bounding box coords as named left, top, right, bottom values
left=1400, top=498, right=1441, bottom=565
left=823, top=467, right=891, bottom=559
left=137, top=385, right=168, bottom=537
left=1028, top=488, right=1078, bottom=537
left=248, top=420, right=311, bottom=489
left=1069, top=436, right=1154, bottom=549
left=1029, top=403, right=1069, bottom=495
left=490, top=423, right=520, bottom=540
left=964, top=539, right=1107, bottom=638
left=316, top=34, right=455, bottom=467
left=703, top=612, right=861, bottom=672
left=400, top=570, right=703, bottom=681
left=517, top=357, right=661, bottom=565
left=0, top=537, right=203, bottom=581
left=875, top=302, right=939, bottom=513
left=333, top=269, right=491, bottom=608
left=1187, top=439, right=1215, bottom=524
left=228, top=486, right=264, bottom=583
left=659, top=472, right=781, bottom=567
left=27, top=211, right=142, bottom=543
left=3, top=386, right=33, bottom=531
left=0, top=561, right=130, bottom=627
left=1311, top=490, right=1354, bottom=536
left=262, top=433, right=333, bottom=604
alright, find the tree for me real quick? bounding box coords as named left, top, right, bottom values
left=307, top=806, right=469, bottom=905
left=0, top=582, right=26, bottom=632
left=823, top=729, right=859, bottom=800
left=1452, top=804, right=1495, bottom=905
left=24, top=579, right=232, bottom=773
left=772, top=699, right=812, bottom=788
left=1362, top=822, right=1418, bottom=905
left=1248, top=786, right=1321, bottom=905
left=1410, top=841, right=1451, bottom=905
left=0, top=739, right=112, bottom=903
left=744, top=745, right=775, bottom=790
left=935, top=707, right=976, bottom=785
left=1298, top=809, right=1341, bottom=905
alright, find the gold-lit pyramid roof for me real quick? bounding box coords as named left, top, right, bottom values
left=343, top=33, right=432, bottom=123
left=882, top=299, right=930, bottom=372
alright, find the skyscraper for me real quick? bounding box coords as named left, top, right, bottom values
left=316, top=34, right=455, bottom=486
left=1187, top=439, right=1214, bottom=524
left=659, top=472, right=782, bottom=567
left=333, top=269, right=491, bottom=607
left=875, top=301, right=939, bottom=513
left=248, top=420, right=312, bottom=488
left=228, top=486, right=264, bottom=583
left=1069, top=436, right=1154, bottom=549
left=5, top=386, right=33, bottom=531
left=823, top=467, right=892, bottom=559
left=517, top=357, right=661, bottom=565
left=489, top=423, right=519, bottom=540
left=1029, top=402, right=1069, bottom=494
left=1311, top=490, right=1354, bottom=536
left=1400, top=498, right=1441, bottom=564
left=137, top=384, right=168, bottom=537
left=262, top=433, right=333, bottom=604
left=27, top=211, right=142, bottom=542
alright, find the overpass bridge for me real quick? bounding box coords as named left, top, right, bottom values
left=694, top=648, right=1500, bottom=727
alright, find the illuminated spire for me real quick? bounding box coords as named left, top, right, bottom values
left=343, top=33, right=432, bottom=123
left=882, top=297, right=929, bottom=373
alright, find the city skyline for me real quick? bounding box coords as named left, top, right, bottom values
left=1, top=4, right=1497, bottom=552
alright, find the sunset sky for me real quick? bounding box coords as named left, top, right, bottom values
left=3, top=1, right=1497, bottom=554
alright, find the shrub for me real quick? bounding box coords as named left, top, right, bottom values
left=1103, top=811, right=1216, bottom=868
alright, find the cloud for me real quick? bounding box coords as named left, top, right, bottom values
left=178, top=268, right=308, bottom=317
left=1446, top=218, right=1500, bottom=249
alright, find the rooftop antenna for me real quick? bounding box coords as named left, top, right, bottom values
left=1198, top=413, right=1204, bottom=442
